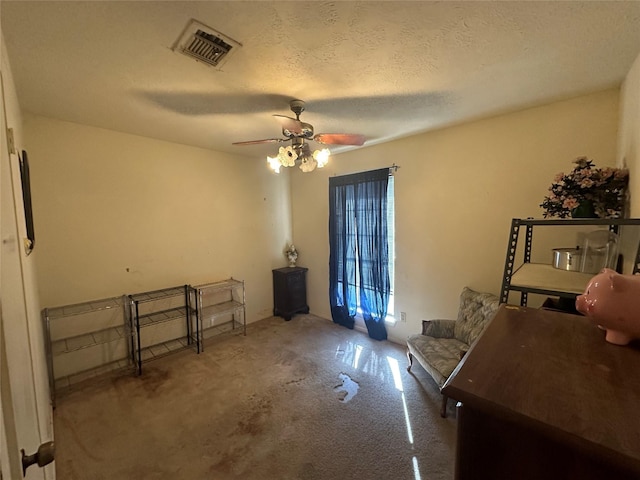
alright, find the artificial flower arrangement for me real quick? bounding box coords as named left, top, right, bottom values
left=540, top=157, right=629, bottom=218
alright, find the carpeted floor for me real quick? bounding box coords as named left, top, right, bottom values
left=53, top=314, right=457, bottom=479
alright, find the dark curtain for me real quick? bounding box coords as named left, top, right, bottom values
left=329, top=168, right=390, bottom=340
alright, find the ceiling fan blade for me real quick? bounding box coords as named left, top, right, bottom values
left=313, top=133, right=366, bottom=146
left=232, top=138, right=287, bottom=145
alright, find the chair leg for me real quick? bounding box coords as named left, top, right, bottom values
left=440, top=394, right=448, bottom=418
left=406, top=351, right=413, bottom=371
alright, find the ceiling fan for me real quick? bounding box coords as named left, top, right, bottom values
left=232, top=100, right=365, bottom=173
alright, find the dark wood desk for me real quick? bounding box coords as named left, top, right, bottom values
left=442, top=304, right=640, bottom=480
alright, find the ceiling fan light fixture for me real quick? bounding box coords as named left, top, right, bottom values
left=279, top=146, right=297, bottom=166
left=313, top=148, right=330, bottom=168
left=299, top=155, right=317, bottom=173
left=267, top=155, right=282, bottom=173
left=266, top=146, right=331, bottom=174
left=235, top=99, right=361, bottom=173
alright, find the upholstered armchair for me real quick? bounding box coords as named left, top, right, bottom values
left=406, top=287, right=500, bottom=417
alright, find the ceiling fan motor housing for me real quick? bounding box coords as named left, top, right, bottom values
left=283, top=122, right=313, bottom=139
left=291, top=137, right=305, bottom=149
left=282, top=100, right=314, bottom=138
left=289, top=99, right=306, bottom=116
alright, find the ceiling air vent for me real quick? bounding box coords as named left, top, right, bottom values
left=173, top=19, right=241, bottom=69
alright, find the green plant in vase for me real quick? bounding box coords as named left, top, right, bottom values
left=540, top=157, right=628, bottom=218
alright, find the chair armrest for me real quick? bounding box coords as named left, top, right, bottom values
left=421, top=319, right=456, bottom=338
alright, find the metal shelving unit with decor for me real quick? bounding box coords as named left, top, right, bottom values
left=191, top=278, right=246, bottom=349
left=128, top=285, right=198, bottom=375
left=500, top=218, right=640, bottom=307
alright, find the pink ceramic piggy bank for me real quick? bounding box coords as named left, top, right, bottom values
left=575, top=268, right=640, bottom=345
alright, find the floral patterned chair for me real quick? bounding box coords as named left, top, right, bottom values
left=406, top=287, right=500, bottom=417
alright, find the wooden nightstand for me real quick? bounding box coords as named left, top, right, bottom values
left=272, top=267, right=309, bottom=321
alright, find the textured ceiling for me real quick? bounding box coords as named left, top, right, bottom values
left=2, top=1, right=640, bottom=160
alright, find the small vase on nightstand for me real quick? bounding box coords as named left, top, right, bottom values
left=285, top=244, right=298, bottom=267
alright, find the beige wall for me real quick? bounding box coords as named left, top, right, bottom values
left=24, top=115, right=293, bottom=322
left=290, top=89, right=620, bottom=343
left=19, top=84, right=628, bottom=344
left=619, top=52, right=640, bottom=216
left=617, top=53, right=640, bottom=273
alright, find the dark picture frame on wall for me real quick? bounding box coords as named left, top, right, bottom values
left=19, top=149, right=35, bottom=255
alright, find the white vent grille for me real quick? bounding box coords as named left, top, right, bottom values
left=173, top=19, right=241, bottom=69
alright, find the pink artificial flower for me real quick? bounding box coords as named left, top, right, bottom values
left=562, top=197, right=579, bottom=210
left=615, top=169, right=629, bottom=179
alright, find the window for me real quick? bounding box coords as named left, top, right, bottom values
left=354, top=175, right=395, bottom=321
left=387, top=175, right=395, bottom=319
left=328, top=168, right=393, bottom=340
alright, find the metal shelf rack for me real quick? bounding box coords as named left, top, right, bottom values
left=500, top=218, right=640, bottom=306
left=43, top=278, right=247, bottom=396
left=191, top=278, right=246, bottom=349
left=43, top=295, right=132, bottom=404
left=128, top=285, right=197, bottom=375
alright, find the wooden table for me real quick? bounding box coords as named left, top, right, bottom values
left=442, top=304, right=640, bottom=480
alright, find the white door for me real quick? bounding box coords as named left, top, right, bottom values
left=1, top=69, right=54, bottom=478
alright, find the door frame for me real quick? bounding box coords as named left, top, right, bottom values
left=1, top=56, right=54, bottom=479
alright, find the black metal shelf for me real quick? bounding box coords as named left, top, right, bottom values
left=129, top=286, right=186, bottom=303
left=137, top=306, right=194, bottom=328
left=513, top=218, right=640, bottom=227
left=128, top=285, right=196, bottom=375
left=137, top=337, right=195, bottom=363
left=500, top=218, right=640, bottom=306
